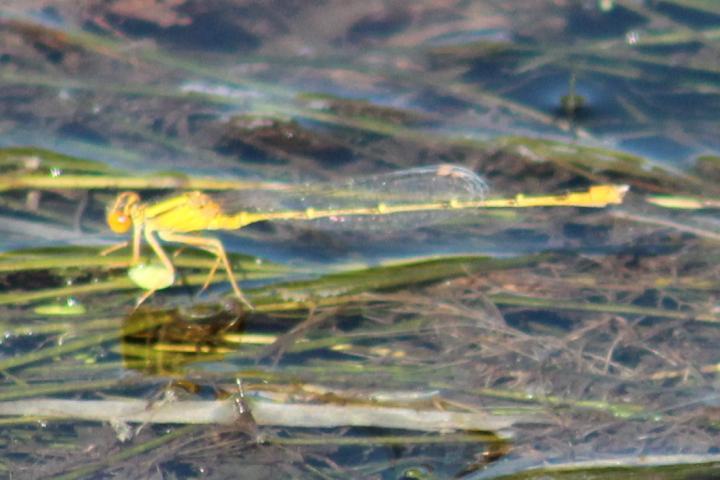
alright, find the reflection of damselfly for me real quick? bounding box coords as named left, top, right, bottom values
left=104, top=164, right=628, bottom=308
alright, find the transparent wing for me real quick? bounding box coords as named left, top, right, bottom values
left=216, top=164, right=489, bottom=231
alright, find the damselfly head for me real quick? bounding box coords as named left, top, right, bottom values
left=107, top=191, right=140, bottom=234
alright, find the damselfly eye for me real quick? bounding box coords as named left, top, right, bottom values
left=107, top=211, right=132, bottom=234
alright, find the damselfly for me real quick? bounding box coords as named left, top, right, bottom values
left=104, top=165, right=627, bottom=308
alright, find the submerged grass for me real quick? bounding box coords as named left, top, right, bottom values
left=1, top=1, right=720, bottom=478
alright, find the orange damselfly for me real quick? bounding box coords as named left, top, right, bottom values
left=105, top=164, right=628, bottom=308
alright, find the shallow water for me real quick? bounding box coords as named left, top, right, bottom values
left=0, top=1, right=719, bottom=479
